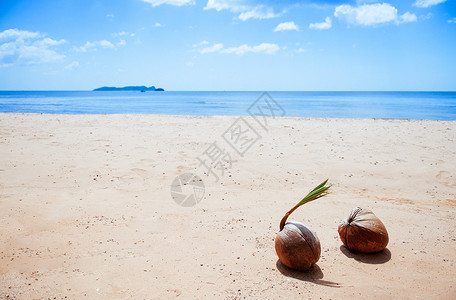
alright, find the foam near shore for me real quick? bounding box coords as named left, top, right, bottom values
left=0, top=113, right=455, bottom=299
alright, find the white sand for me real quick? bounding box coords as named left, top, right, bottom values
left=0, top=113, right=455, bottom=299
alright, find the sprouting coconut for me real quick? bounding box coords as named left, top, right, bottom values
left=275, top=180, right=330, bottom=271
left=338, top=207, right=389, bottom=253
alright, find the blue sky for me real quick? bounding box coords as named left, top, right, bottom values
left=0, top=0, right=455, bottom=90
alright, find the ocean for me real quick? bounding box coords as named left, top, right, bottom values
left=0, top=91, right=455, bottom=120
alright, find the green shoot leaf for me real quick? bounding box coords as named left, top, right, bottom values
left=279, top=179, right=331, bottom=231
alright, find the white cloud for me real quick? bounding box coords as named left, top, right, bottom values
left=64, top=61, right=80, bottom=71
left=194, top=41, right=280, bottom=55
left=355, top=0, right=380, bottom=3
left=204, top=0, right=281, bottom=21
left=204, top=0, right=244, bottom=12
left=274, top=21, right=299, bottom=32
left=193, top=40, right=210, bottom=47
left=222, top=43, right=280, bottom=55
left=154, top=22, right=163, bottom=27
left=335, top=3, right=396, bottom=26
left=141, top=0, right=195, bottom=7
left=117, top=39, right=126, bottom=47
left=199, top=43, right=224, bottom=54
left=422, top=12, right=433, bottom=20
left=0, top=29, right=66, bottom=67
left=334, top=3, right=417, bottom=26
left=413, top=0, right=447, bottom=8
left=98, top=40, right=115, bottom=48
left=398, top=12, right=418, bottom=24
left=0, top=28, right=40, bottom=41
left=296, top=48, right=309, bottom=53
left=34, top=37, right=66, bottom=47
left=238, top=6, right=280, bottom=21
left=76, top=40, right=117, bottom=52
left=113, top=31, right=135, bottom=37
left=309, top=17, right=332, bottom=30
left=448, top=17, right=456, bottom=23
left=106, top=14, right=114, bottom=21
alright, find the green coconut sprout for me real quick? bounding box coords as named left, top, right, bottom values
left=279, top=179, right=331, bottom=231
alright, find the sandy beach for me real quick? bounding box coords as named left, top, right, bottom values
left=0, top=113, right=455, bottom=299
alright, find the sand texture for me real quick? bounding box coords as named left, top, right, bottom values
left=0, top=113, right=455, bottom=299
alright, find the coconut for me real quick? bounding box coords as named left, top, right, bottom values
left=338, top=207, right=389, bottom=253
left=275, top=180, right=330, bottom=271
left=275, top=221, right=321, bottom=271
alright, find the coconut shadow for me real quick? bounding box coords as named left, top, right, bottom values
left=339, top=245, right=391, bottom=264
left=276, top=260, right=341, bottom=288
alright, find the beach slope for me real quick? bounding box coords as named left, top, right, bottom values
left=0, top=114, right=455, bottom=299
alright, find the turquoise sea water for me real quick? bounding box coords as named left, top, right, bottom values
left=0, top=91, right=455, bottom=120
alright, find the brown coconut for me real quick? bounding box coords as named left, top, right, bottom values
left=275, top=221, right=321, bottom=271
left=275, top=180, right=330, bottom=271
left=338, top=207, right=389, bottom=253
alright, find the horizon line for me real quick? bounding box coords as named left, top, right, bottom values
left=1, top=90, right=456, bottom=92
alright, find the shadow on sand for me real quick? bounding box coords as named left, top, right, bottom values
left=339, top=245, right=391, bottom=264
left=276, top=260, right=341, bottom=287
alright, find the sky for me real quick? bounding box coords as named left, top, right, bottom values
left=0, top=0, right=455, bottom=91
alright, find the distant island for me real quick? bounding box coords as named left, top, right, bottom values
left=93, top=85, right=164, bottom=92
